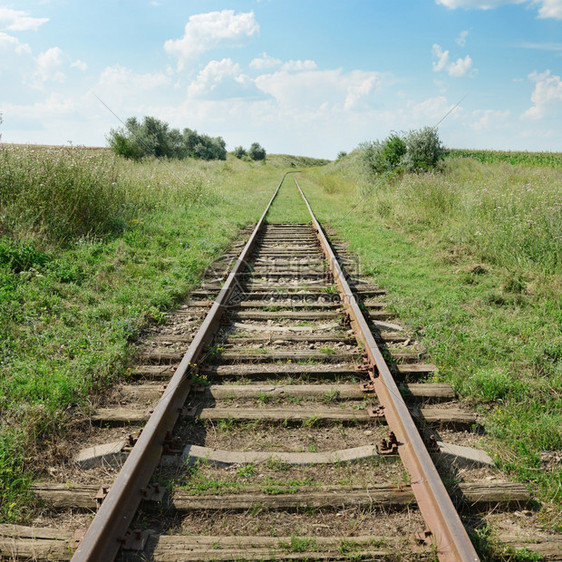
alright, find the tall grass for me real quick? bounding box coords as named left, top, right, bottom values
left=449, top=148, right=562, bottom=168
left=0, top=146, right=221, bottom=246
left=0, top=146, right=125, bottom=244
left=300, top=156, right=562, bottom=517
left=0, top=145, right=298, bottom=522
left=366, top=158, right=562, bottom=276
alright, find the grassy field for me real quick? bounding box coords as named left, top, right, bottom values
left=1, top=145, right=560, bottom=546
left=448, top=148, right=562, bottom=168
left=300, top=154, right=561, bottom=529
left=0, top=145, right=323, bottom=520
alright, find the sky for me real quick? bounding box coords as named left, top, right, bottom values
left=1, top=0, right=562, bottom=159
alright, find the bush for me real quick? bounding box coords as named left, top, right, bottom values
left=401, top=127, right=445, bottom=172
left=248, top=142, right=267, bottom=161
left=0, top=238, right=49, bottom=273
left=361, top=133, right=406, bottom=175
left=360, top=127, right=444, bottom=176
left=233, top=146, right=247, bottom=159
left=108, top=117, right=227, bottom=161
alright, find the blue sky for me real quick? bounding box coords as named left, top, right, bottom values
left=1, top=0, right=562, bottom=158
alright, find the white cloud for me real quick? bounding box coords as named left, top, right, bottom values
left=187, top=58, right=253, bottom=98
left=344, top=74, right=378, bottom=110
left=520, top=41, right=562, bottom=51
left=71, top=59, right=88, bottom=72
left=249, top=55, right=318, bottom=72
left=250, top=52, right=282, bottom=70
left=470, top=109, right=511, bottom=130
left=282, top=59, right=317, bottom=71
left=164, top=10, right=259, bottom=70
left=255, top=68, right=383, bottom=112
left=456, top=30, right=469, bottom=46
left=33, top=46, right=66, bottom=87
left=432, top=44, right=450, bottom=72
left=436, top=0, right=524, bottom=8
left=4, top=93, right=76, bottom=120
left=536, top=0, right=562, bottom=19
left=0, top=7, right=48, bottom=32
left=436, top=0, right=562, bottom=19
left=0, top=31, right=31, bottom=54
left=432, top=44, right=474, bottom=77
left=522, top=69, right=562, bottom=119
left=448, top=54, right=473, bottom=76
left=98, top=64, right=171, bottom=91
left=409, top=96, right=461, bottom=124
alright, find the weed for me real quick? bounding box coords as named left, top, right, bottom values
left=216, top=417, right=236, bottom=433
left=247, top=504, right=262, bottom=517
left=302, top=415, right=319, bottom=428
left=236, top=464, right=256, bottom=478
left=321, top=284, right=338, bottom=294
left=190, top=375, right=210, bottom=387
left=322, top=389, right=341, bottom=403
left=278, top=535, right=318, bottom=553
left=257, top=391, right=273, bottom=404
left=264, top=458, right=291, bottom=471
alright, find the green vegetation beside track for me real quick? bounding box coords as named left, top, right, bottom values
left=0, top=146, right=321, bottom=520
left=301, top=155, right=561, bottom=531
left=448, top=148, right=562, bottom=168
left=1, top=144, right=560, bottom=546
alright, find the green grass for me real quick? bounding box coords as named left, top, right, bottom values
left=298, top=157, right=561, bottom=526
left=265, top=173, right=312, bottom=223
left=0, top=146, right=303, bottom=521
left=3, top=143, right=561, bottom=548
left=449, top=148, right=562, bottom=168
left=262, top=476, right=314, bottom=495
left=278, top=535, right=318, bottom=553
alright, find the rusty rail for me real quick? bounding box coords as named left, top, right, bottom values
left=294, top=176, right=479, bottom=562
left=71, top=175, right=290, bottom=562
left=72, top=171, right=478, bottom=561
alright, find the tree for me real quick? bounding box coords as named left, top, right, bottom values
left=360, top=127, right=444, bottom=176
left=400, top=127, right=444, bottom=172
left=233, top=146, right=247, bottom=159
left=248, top=142, right=266, bottom=161
left=107, top=116, right=228, bottom=161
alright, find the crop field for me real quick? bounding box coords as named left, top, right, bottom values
left=1, top=144, right=560, bottom=545
left=448, top=148, right=562, bottom=168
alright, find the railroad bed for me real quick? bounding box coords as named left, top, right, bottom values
left=2, top=177, right=559, bottom=561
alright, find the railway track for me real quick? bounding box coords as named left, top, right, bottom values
left=2, top=175, right=556, bottom=561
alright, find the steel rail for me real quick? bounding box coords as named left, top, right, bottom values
left=72, top=174, right=290, bottom=562
left=294, top=177, right=480, bottom=562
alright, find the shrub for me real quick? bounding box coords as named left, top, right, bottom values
left=0, top=238, right=49, bottom=273
left=360, top=127, right=444, bottom=176
left=248, top=142, right=267, bottom=161
left=401, top=127, right=445, bottom=172
left=108, top=117, right=227, bottom=161
left=233, top=146, right=247, bottom=159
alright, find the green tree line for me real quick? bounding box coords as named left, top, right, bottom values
left=108, top=116, right=228, bottom=161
